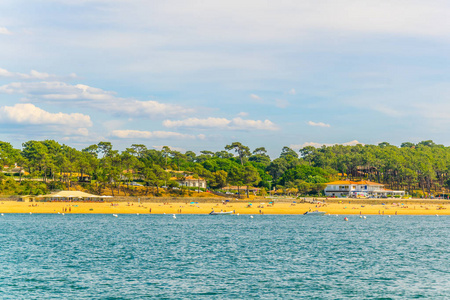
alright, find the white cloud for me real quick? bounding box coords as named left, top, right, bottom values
left=250, top=94, right=261, bottom=100
left=0, top=103, right=92, bottom=127
left=237, top=112, right=248, bottom=117
left=231, top=118, right=279, bottom=130
left=163, top=117, right=230, bottom=128
left=0, top=68, right=77, bottom=80
left=111, top=129, right=201, bottom=139
left=290, top=140, right=364, bottom=150
left=341, top=140, right=364, bottom=146
left=163, top=117, right=279, bottom=131
left=0, top=68, right=13, bottom=77
left=112, top=100, right=193, bottom=117
left=307, top=121, right=331, bottom=128
left=25, top=70, right=51, bottom=80
left=0, top=81, right=117, bottom=100
left=0, top=81, right=193, bottom=117
left=288, top=88, right=296, bottom=95
left=275, top=99, right=289, bottom=108
left=0, top=27, right=11, bottom=35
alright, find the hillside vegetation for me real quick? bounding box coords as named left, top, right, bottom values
left=0, top=140, right=448, bottom=198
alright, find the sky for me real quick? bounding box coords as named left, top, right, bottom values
left=1, top=0, right=450, bottom=157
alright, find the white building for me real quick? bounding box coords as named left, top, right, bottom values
left=173, top=175, right=207, bottom=188
left=324, top=180, right=405, bottom=198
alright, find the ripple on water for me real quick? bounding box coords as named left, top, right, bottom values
left=0, top=214, right=448, bottom=299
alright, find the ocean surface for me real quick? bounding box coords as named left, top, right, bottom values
left=0, top=214, right=448, bottom=299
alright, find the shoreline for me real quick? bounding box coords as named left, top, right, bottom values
left=0, top=200, right=448, bottom=215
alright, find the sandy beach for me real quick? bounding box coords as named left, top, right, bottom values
left=0, top=200, right=448, bottom=215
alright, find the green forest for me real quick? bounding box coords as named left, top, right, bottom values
left=0, top=139, right=448, bottom=198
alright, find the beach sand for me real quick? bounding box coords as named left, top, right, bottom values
left=0, top=200, right=448, bottom=215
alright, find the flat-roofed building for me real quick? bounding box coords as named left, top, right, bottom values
left=324, top=180, right=405, bottom=197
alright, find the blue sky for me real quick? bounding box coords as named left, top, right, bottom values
left=1, top=0, right=450, bottom=157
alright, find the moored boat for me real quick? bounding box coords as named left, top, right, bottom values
left=303, top=210, right=326, bottom=216
left=209, top=210, right=233, bottom=215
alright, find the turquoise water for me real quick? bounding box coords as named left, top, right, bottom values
left=0, top=214, right=448, bottom=299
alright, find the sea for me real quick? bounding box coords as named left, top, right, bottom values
left=0, top=214, right=448, bottom=299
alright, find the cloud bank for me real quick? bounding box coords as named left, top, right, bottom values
left=111, top=129, right=205, bottom=140
left=0, top=81, right=194, bottom=117
left=163, top=117, right=279, bottom=131
left=0, top=103, right=92, bottom=127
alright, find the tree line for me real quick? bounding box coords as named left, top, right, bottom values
left=0, top=139, right=448, bottom=197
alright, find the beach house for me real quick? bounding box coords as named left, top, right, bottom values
left=166, top=170, right=207, bottom=188
left=170, top=175, right=207, bottom=188
left=324, top=180, right=405, bottom=198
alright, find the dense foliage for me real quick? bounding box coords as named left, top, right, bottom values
left=0, top=139, right=449, bottom=197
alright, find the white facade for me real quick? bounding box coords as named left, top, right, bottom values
left=324, top=181, right=405, bottom=198
left=176, top=177, right=206, bottom=188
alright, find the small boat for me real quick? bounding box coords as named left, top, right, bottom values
left=209, top=211, right=233, bottom=215
left=303, top=210, right=326, bottom=216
